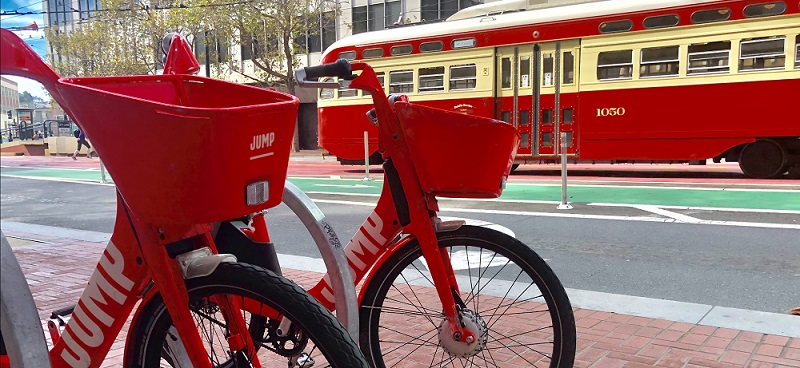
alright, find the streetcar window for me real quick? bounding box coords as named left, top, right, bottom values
left=690, top=8, right=731, bottom=24
left=565, top=131, right=573, bottom=147
left=520, top=110, right=530, bottom=126
left=687, top=41, right=731, bottom=74
left=739, top=37, right=785, bottom=71
left=501, top=57, right=511, bottom=89
left=796, top=35, right=800, bottom=69
left=743, top=2, right=787, bottom=17
left=389, top=70, right=414, bottom=93
left=520, top=133, right=530, bottom=148
left=362, top=72, right=385, bottom=97
left=390, top=45, right=413, bottom=56
left=449, top=64, right=477, bottom=90
left=542, top=132, right=553, bottom=147
left=319, top=77, right=334, bottom=99
left=501, top=111, right=511, bottom=123
left=543, top=53, right=554, bottom=86
left=640, top=46, right=679, bottom=78
left=596, top=50, right=633, bottom=80
left=338, top=77, right=359, bottom=98
left=418, top=66, right=445, bottom=93
left=563, top=108, right=573, bottom=123
left=563, top=51, right=575, bottom=84
left=543, top=109, right=553, bottom=125
left=420, top=41, right=444, bottom=53
left=338, top=51, right=356, bottom=60
left=643, top=14, right=680, bottom=29
left=362, top=48, right=384, bottom=59
left=599, top=19, right=633, bottom=34
left=520, top=56, right=531, bottom=87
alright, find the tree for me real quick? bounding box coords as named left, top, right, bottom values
left=46, top=0, right=341, bottom=92
left=19, top=91, right=35, bottom=103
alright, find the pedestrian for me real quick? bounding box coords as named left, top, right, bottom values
left=72, top=128, right=94, bottom=160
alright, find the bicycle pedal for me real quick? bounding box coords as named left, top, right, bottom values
left=49, top=304, right=76, bottom=324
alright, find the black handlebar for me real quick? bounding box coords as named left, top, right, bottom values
left=303, top=59, right=353, bottom=80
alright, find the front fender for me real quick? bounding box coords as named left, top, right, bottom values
left=357, top=217, right=514, bottom=305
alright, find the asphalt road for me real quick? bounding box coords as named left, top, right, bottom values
left=1, top=173, right=798, bottom=314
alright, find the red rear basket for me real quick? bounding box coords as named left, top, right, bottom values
left=395, top=102, right=520, bottom=198
left=55, top=75, right=299, bottom=225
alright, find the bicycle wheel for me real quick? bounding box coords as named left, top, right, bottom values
left=359, top=225, right=575, bottom=367
left=126, top=262, right=368, bottom=367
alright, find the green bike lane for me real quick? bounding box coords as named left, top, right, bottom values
left=3, top=167, right=798, bottom=211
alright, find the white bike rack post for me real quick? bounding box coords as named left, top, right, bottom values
left=557, top=131, right=573, bottom=210
left=0, top=232, right=52, bottom=367
left=282, top=183, right=359, bottom=341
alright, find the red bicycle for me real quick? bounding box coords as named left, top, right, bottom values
left=0, top=29, right=368, bottom=367
left=221, top=59, right=578, bottom=367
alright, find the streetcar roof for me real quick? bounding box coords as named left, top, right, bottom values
left=323, top=0, right=725, bottom=57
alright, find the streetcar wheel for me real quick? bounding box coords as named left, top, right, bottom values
left=738, top=140, right=786, bottom=179
left=510, top=163, right=520, bottom=172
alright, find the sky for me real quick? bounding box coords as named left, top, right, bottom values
left=1, top=0, right=51, bottom=99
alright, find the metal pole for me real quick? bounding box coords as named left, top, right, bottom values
left=99, top=158, right=108, bottom=184
left=557, top=131, right=572, bottom=210
left=363, top=131, right=371, bottom=181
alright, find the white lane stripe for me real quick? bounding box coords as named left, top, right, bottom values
left=589, top=202, right=800, bottom=215
left=634, top=205, right=702, bottom=223
left=0, top=174, right=114, bottom=186
left=0, top=165, right=102, bottom=172
left=309, top=198, right=800, bottom=230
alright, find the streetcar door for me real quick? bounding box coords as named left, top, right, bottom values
left=496, top=45, right=533, bottom=155
left=537, top=40, right=580, bottom=156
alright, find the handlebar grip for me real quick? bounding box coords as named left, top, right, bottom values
left=303, top=59, right=352, bottom=80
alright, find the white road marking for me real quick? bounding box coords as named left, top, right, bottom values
left=633, top=205, right=702, bottom=223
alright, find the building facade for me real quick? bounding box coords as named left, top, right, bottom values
left=1, top=77, right=21, bottom=130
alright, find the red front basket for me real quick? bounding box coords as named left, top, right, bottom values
left=55, top=75, right=299, bottom=225
left=395, top=102, right=520, bottom=198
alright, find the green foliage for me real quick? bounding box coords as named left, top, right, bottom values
left=18, top=91, right=35, bottom=103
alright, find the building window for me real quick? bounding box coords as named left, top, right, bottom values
left=743, top=2, right=787, bottom=17
left=352, top=6, right=367, bottom=34
left=450, top=64, right=477, bottom=90
left=421, top=0, right=482, bottom=22
left=420, top=41, right=444, bottom=52
left=640, top=46, right=679, bottom=77
left=563, top=51, right=575, bottom=84
left=599, top=19, right=633, bottom=34
left=690, top=8, right=731, bottom=24
left=643, top=14, right=679, bottom=29
left=596, top=50, right=633, bottom=80
left=389, top=70, right=413, bottom=93
left=322, top=11, right=337, bottom=51
left=369, top=3, right=385, bottom=31
left=386, top=0, right=401, bottom=26
left=688, top=41, right=730, bottom=74
left=739, top=37, right=785, bottom=71
left=418, top=67, right=445, bottom=92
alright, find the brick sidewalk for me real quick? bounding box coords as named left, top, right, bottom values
left=4, top=231, right=799, bottom=367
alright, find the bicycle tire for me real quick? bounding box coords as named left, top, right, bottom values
left=359, top=225, right=576, bottom=367
left=126, top=262, right=368, bottom=368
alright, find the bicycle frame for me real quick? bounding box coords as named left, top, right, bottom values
left=292, top=63, right=475, bottom=343
left=1, top=29, right=261, bottom=368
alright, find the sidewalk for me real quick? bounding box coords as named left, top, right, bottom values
left=3, top=227, right=799, bottom=368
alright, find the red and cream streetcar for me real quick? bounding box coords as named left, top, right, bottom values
left=316, top=0, right=799, bottom=178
